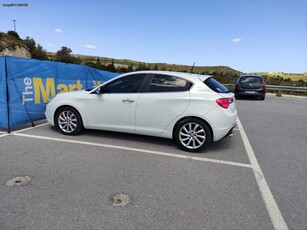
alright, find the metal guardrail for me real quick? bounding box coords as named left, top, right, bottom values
left=224, top=84, right=307, bottom=93
left=265, top=85, right=307, bottom=93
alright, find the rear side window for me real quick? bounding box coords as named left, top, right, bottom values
left=147, top=74, right=192, bottom=92
left=204, top=78, right=230, bottom=93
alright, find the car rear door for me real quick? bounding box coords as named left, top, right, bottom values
left=136, top=74, right=191, bottom=135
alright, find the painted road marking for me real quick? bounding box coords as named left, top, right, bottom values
left=14, top=122, right=49, bottom=133
left=237, top=117, right=288, bottom=230
left=0, top=133, right=9, bottom=138
left=12, top=132, right=252, bottom=169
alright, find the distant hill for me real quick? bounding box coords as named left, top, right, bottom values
left=46, top=51, right=242, bottom=76
left=253, top=72, right=307, bottom=81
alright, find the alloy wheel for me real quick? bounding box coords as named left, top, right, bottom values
left=58, top=110, right=78, bottom=133
left=179, top=122, right=206, bottom=150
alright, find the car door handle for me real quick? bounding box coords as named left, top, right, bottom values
left=122, top=99, right=135, bottom=103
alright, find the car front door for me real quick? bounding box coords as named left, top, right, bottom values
left=86, top=74, right=146, bottom=133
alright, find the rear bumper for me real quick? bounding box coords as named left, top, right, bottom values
left=236, top=91, right=265, bottom=96
left=235, top=88, right=266, bottom=97
left=223, top=124, right=236, bottom=138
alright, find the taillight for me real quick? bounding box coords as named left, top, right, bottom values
left=235, top=83, right=240, bottom=87
left=260, top=83, right=266, bottom=87
left=216, top=98, right=234, bottom=109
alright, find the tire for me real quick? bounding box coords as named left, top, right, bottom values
left=260, top=94, right=265, bottom=100
left=174, top=118, right=211, bottom=152
left=55, top=107, right=84, bottom=135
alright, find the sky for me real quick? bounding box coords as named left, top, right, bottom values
left=0, top=0, right=306, bottom=73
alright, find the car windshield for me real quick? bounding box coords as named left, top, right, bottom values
left=204, top=77, right=230, bottom=93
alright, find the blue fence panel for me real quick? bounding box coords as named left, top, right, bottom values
left=86, top=66, right=118, bottom=87
left=6, top=56, right=57, bottom=126
left=2, top=56, right=119, bottom=128
left=0, top=57, right=8, bottom=128
left=56, top=62, right=88, bottom=94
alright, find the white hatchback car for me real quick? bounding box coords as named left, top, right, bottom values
left=45, top=71, right=237, bottom=152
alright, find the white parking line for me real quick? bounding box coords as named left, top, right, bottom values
left=237, top=117, right=288, bottom=230
left=0, top=133, right=10, bottom=138
left=14, top=122, right=49, bottom=133
left=12, top=132, right=252, bottom=169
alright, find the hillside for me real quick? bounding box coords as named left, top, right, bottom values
left=0, top=32, right=31, bottom=58
left=46, top=51, right=242, bottom=76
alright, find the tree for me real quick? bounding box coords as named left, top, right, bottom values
left=23, top=36, right=36, bottom=53
left=23, top=37, right=48, bottom=60
left=104, top=59, right=116, bottom=72
left=95, top=57, right=104, bottom=69
left=7, top=30, right=20, bottom=40
left=56, top=46, right=72, bottom=63
left=136, top=62, right=146, bottom=71
left=55, top=46, right=81, bottom=64
left=297, top=79, right=305, bottom=87
left=127, top=64, right=133, bottom=72
left=32, top=44, right=48, bottom=60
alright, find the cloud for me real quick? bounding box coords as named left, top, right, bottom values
left=47, top=43, right=53, bottom=47
left=231, top=38, right=242, bottom=43
left=54, top=28, right=62, bottom=33
left=84, top=44, right=98, bottom=49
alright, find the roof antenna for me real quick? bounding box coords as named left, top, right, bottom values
left=190, top=62, right=195, bottom=73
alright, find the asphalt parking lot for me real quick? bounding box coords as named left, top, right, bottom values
left=0, top=95, right=306, bottom=230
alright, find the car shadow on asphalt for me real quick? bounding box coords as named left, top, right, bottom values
left=66, top=128, right=234, bottom=155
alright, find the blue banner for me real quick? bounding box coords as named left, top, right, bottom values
left=0, top=56, right=119, bottom=129
left=0, top=57, right=8, bottom=128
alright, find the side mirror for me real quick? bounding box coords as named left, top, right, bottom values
left=91, top=87, right=102, bottom=94
left=96, top=87, right=102, bottom=94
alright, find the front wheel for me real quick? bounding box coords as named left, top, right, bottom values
left=55, top=107, right=83, bottom=135
left=174, top=118, right=211, bottom=152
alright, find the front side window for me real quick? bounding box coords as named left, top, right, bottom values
left=102, top=74, right=146, bottom=93
left=148, top=74, right=191, bottom=92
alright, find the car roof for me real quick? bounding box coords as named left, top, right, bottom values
left=124, top=70, right=211, bottom=82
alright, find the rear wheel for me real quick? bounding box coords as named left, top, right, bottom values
left=174, top=118, right=211, bottom=152
left=55, top=107, right=83, bottom=135
left=260, top=94, right=265, bottom=100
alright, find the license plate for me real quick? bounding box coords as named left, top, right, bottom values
left=245, top=91, right=256, bottom=94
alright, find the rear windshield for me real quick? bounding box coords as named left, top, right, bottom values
left=240, top=76, right=263, bottom=83
left=204, top=78, right=230, bottom=93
